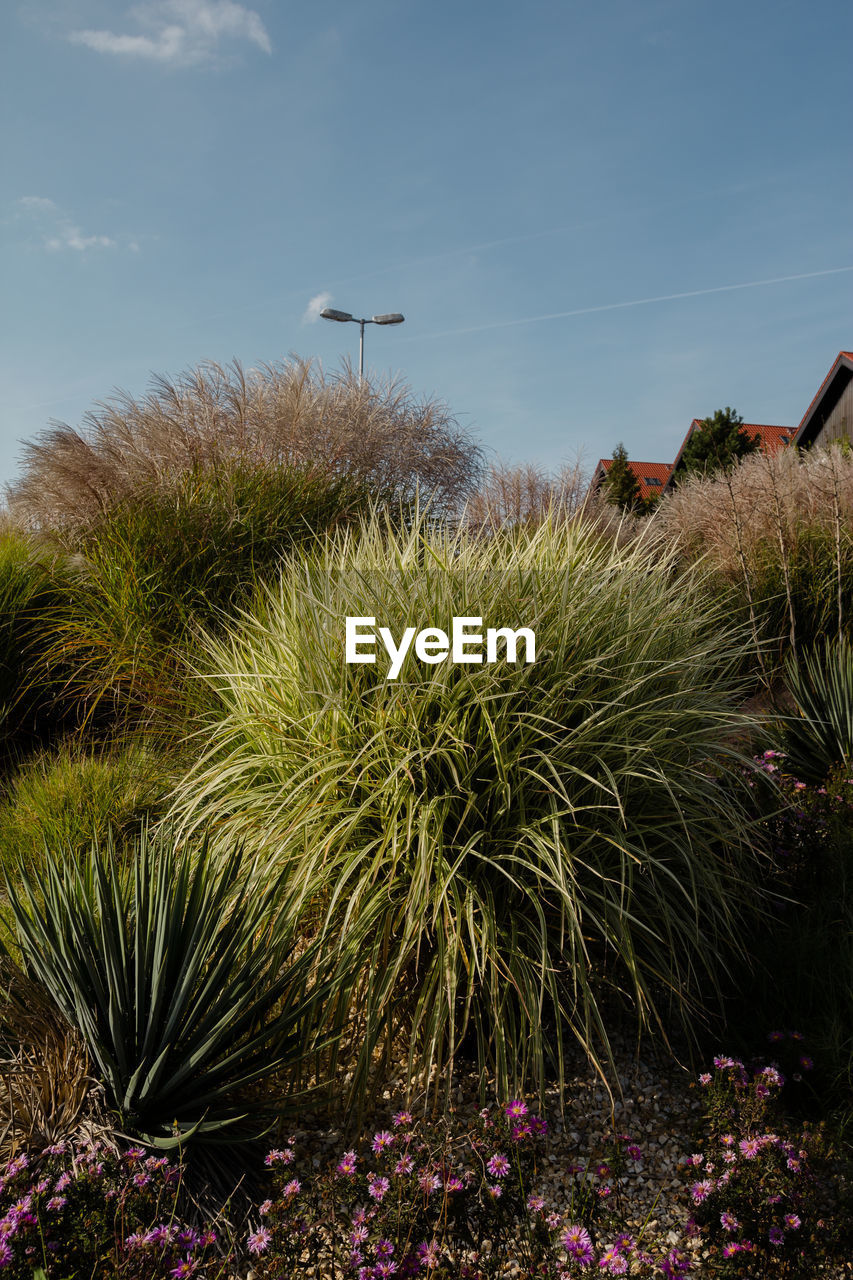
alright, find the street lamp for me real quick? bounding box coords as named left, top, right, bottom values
left=320, top=307, right=405, bottom=382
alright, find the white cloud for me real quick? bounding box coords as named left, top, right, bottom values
left=46, top=226, right=117, bottom=252
left=19, top=196, right=59, bottom=212
left=69, top=0, right=272, bottom=66
left=302, top=291, right=333, bottom=324
left=18, top=197, right=121, bottom=253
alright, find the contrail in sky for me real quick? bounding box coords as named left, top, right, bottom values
left=408, top=265, right=853, bottom=341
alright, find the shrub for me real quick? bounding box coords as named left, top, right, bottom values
left=653, top=444, right=853, bottom=668
left=7, top=358, right=482, bottom=532
left=0, top=740, right=170, bottom=879
left=35, top=463, right=373, bottom=730
left=0, top=527, right=65, bottom=759
left=0, top=1139, right=233, bottom=1277
left=173, top=513, right=767, bottom=1107
left=732, top=753, right=853, bottom=1096
left=685, top=1050, right=852, bottom=1276
left=4, top=828, right=330, bottom=1146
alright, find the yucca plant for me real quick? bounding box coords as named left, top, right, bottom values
left=172, top=513, right=767, bottom=1108
left=782, top=637, right=853, bottom=783
left=4, top=828, right=327, bottom=1146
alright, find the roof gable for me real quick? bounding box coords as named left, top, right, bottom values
left=793, top=351, right=853, bottom=447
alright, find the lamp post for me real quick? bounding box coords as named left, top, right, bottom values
left=320, top=308, right=405, bottom=382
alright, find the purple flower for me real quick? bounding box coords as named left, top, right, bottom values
left=47, top=1196, right=67, bottom=1211
left=368, top=1175, right=390, bottom=1202
left=417, top=1240, right=440, bottom=1267
left=247, top=1226, right=271, bottom=1255
left=690, top=1180, right=713, bottom=1204
left=170, top=1261, right=198, bottom=1278
left=626, top=1145, right=643, bottom=1161
left=720, top=1212, right=739, bottom=1231
left=504, top=1099, right=528, bottom=1119
left=562, top=1223, right=594, bottom=1264
left=739, top=1138, right=761, bottom=1159
left=337, top=1150, right=358, bottom=1176
left=527, top=1194, right=545, bottom=1212
left=282, top=1178, right=300, bottom=1196
left=372, top=1131, right=395, bottom=1155
left=393, top=1111, right=413, bottom=1127
left=376, top=1239, right=395, bottom=1257
left=785, top=1213, right=801, bottom=1230
left=394, top=1154, right=414, bottom=1175
left=265, top=1147, right=294, bottom=1166
left=486, top=1153, right=510, bottom=1178
left=769, top=1227, right=784, bottom=1245
left=599, top=1247, right=628, bottom=1274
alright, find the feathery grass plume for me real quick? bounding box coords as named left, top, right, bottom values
left=464, top=456, right=591, bottom=532
left=171, top=512, right=767, bottom=1111
left=653, top=444, right=853, bottom=667
left=6, top=358, right=482, bottom=531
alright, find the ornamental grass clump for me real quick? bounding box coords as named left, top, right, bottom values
left=174, top=514, right=766, bottom=1106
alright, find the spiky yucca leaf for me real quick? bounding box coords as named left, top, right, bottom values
left=173, top=514, right=767, bottom=1107
left=5, top=829, right=325, bottom=1146
left=783, top=637, right=853, bottom=783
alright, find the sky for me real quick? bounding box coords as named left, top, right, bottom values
left=2, top=0, right=852, bottom=488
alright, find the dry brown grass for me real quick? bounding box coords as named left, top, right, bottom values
left=651, top=444, right=853, bottom=660
left=464, top=456, right=592, bottom=531
left=0, top=959, right=112, bottom=1162
left=654, top=445, right=853, bottom=571
left=6, top=357, right=483, bottom=531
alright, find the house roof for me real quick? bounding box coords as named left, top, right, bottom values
left=594, top=458, right=673, bottom=501
left=665, top=418, right=795, bottom=488
left=792, top=351, right=853, bottom=447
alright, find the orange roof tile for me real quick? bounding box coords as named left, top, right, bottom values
left=596, top=458, right=673, bottom=501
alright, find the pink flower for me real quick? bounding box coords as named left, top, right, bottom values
left=393, top=1111, right=413, bottom=1127
left=739, top=1138, right=761, bottom=1159
left=562, top=1224, right=594, bottom=1265
left=368, top=1175, right=390, bottom=1202
left=505, top=1099, right=528, bottom=1119
left=486, top=1153, right=510, bottom=1178
left=247, top=1226, right=271, bottom=1255
left=372, top=1130, right=395, bottom=1154
left=784, top=1213, right=801, bottom=1230
left=690, top=1179, right=713, bottom=1203
left=265, top=1148, right=294, bottom=1166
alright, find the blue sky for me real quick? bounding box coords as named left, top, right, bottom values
left=2, top=0, right=852, bottom=488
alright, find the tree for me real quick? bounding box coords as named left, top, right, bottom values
left=678, top=407, right=759, bottom=479
left=603, top=442, right=644, bottom=513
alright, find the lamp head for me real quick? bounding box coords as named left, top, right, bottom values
left=320, top=308, right=354, bottom=322
left=372, top=313, right=405, bottom=325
